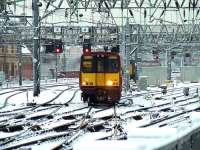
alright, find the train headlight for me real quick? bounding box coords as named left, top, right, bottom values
left=106, top=80, right=113, bottom=86
left=82, top=81, right=86, bottom=86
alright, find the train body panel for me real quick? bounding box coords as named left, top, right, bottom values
left=80, top=73, right=120, bottom=87
left=105, top=73, right=120, bottom=86
left=80, top=73, right=96, bottom=86
left=96, top=73, right=105, bottom=86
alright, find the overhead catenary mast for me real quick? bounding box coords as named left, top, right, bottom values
left=32, top=0, right=41, bottom=96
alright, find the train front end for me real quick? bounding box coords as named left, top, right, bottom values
left=79, top=51, right=122, bottom=106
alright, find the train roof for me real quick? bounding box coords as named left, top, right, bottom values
left=82, top=51, right=120, bottom=56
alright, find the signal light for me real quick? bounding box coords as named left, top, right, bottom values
left=56, top=48, right=61, bottom=53
left=83, top=48, right=91, bottom=53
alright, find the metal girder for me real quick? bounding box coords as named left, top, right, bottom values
left=2, top=24, right=200, bottom=54
left=129, top=24, right=200, bottom=46
left=80, top=0, right=91, bottom=9
left=154, top=0, right=160, bottom=7
left=41, top=0, right=64, bottom=20
left=112, top=0, right=117, bottom=8
left=7, top=0, right=25, bottom=3
left=181, top=0, right=186, bottom=7
left=134, top=0, right=139, bottom=7
left=151, top=0, right=163, bottom=19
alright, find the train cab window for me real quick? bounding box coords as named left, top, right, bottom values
left=97, top=58, right=104, bottom=72
left=107, top=56, right=119, bottom=72
left=82, top=56, right=94, bottom=73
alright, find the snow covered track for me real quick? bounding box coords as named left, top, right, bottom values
left=0, top=81, right=200, bottom=149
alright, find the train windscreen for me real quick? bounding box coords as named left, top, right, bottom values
left=82, top=56, right=94, bottom=73
left=107, top=56, right=119, bottom=73
left=81, top=55, right=120, bottom=73
left=97, top=58, right=104, bottom=73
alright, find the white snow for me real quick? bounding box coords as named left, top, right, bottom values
left=1, top=79, right=200, bottom=149
left=21, top=45, right=31, bottom=54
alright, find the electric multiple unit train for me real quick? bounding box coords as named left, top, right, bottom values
left=79, top=50, right=122, bottom=106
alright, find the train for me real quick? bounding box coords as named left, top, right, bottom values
left=79, top=49, right=122, bottom=106
left=129, top=61, right=136, bottom=82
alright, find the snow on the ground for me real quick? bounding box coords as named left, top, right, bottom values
left=1, top=79, right=200, bottom=149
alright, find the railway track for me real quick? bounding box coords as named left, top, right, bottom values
left=0, top=83, right=200, bottom=149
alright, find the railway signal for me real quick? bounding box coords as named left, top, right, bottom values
left=54, top=39, right=63, bottom=54
left=45, top=39, right=63, bottom=53
left=83, top=37, right=91, bottom=53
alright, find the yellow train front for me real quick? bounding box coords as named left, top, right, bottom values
left=79, top=51, right=122, bottom=106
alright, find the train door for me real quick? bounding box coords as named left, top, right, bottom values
left=96, top=55, right=105, bottom=87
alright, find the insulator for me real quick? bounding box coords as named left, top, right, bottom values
left=193, top=0, right=196, bottom=9
left=129, top=9, right=133, bottom=16
left=107, top=11, right=110, bottom=17
left=164, top=2, right=166, bottom=10
left=65, top=9, right=68, bottom=17
left=196, top=9, right=200, bottom=17
left=183, top=9, right=186, bottom=18
left=175, top=1, right=179, bottom=9
left=189, top=1, right=191, bottom=11
left=98, top=2, right=101, bottom=11
left=121, top=0, right=123, bottom=10
left=104, top=1, right=109, bottom=10
left=46, top=1, right=50, bottom=10
left=144, top=8, right=147, bottom=18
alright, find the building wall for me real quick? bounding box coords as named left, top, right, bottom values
left=0, top=41, right=32, bottom=80
left=23, top=63, right=32, bottom=80
left=181, top=66, right=200, bottom=82
left=64, top=46, right=82, bottom=71
left=0, top=45, right=19, bottom=79
left=140, top=66, right=167, bottom=86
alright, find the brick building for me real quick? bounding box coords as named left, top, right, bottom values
left=0, top=35, right=32, bottom=80
left=0, top=44, right=18, bottom=80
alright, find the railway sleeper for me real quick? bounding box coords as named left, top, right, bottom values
left=87, top=124, right=105, bottom=132
left=53, top=123, right=76, bottom=132
left=29, top=114, right=50, bottom=120
left=2, top=133, right=69, bottom=150
left=27, top=102, right=37, bottom=106
left=100, top=114, right=114, bottom=120
left=0, top=125, right=23, bottom=133
left=132, top=115, right=143, bottom=120
left=14, top=114, right=26, bottom=119
left=31, top=125, right=42, bottom=131
left=62, top=115, right=76, bottom=120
